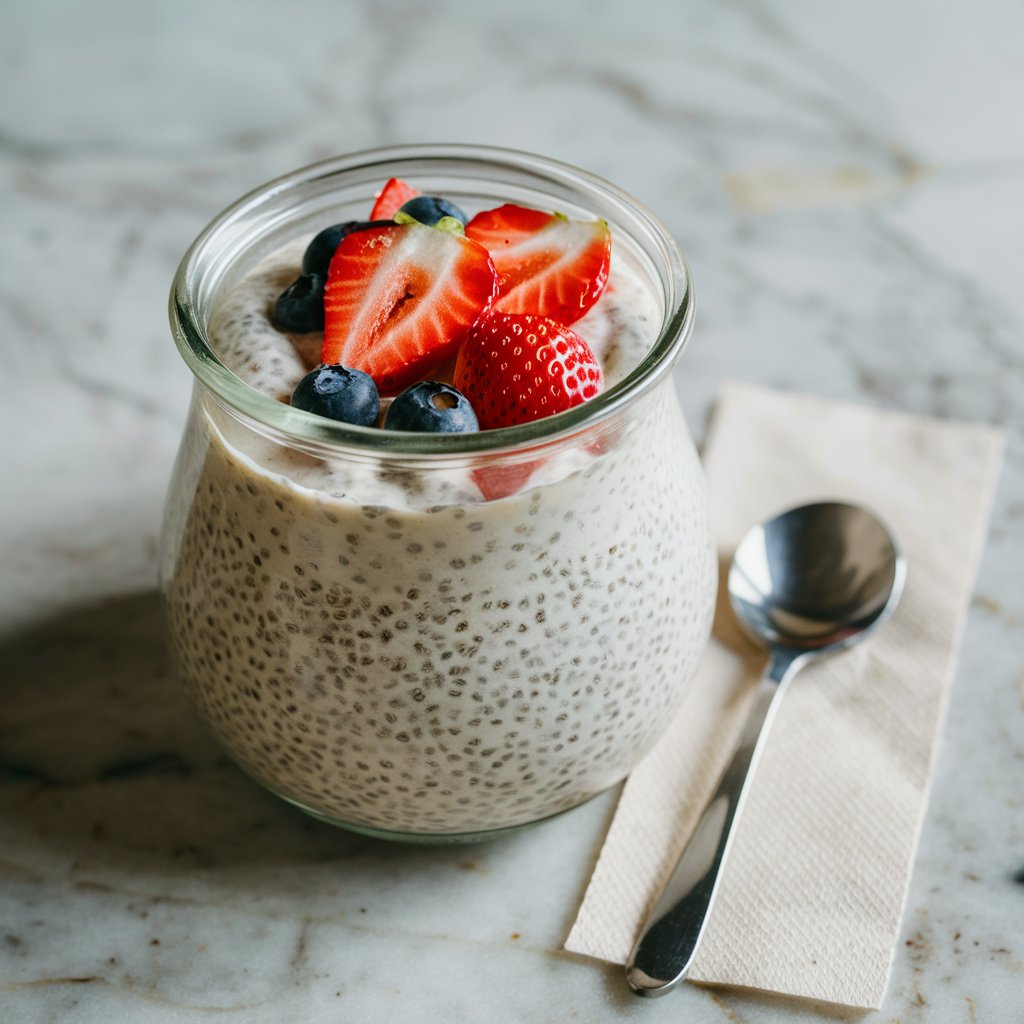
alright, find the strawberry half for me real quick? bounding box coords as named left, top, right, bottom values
left=471, top=461, right=542, bottom=502
left=454, top=311, right=604, bottom=429
left=323, top=224, right=497, bottom=396
left=370, top=178, right=420, bottom=220
left=465, top=204, right=611, bottom=325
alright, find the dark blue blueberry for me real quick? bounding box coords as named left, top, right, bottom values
left=384, top=381, right=479, bottom=433
left=272, top=273, right=324, bottom=333
left=398, top=195, right=467, bottom=227
left=291, top=364, right=380, bottom=426
left=301, top=220, right=392, bottom=278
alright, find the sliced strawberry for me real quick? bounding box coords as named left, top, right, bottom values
left=465, top=204, right=611, bottom=324
left=454, top=311, right=604, bottom=430
left=471, top=461, right=542, bottom=501
left=370, top=178, right=420, bottom=220
left=323, top=224, right=497, bottom=396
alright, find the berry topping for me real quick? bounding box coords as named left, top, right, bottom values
left=273, top=273, right=325, bottom=333
left=302, top=220, right=392, bottom=278
left=471, top=461, right=542, bottom=501
left=398, top=195, right=468, bottom=228
left=384, top=381, right=479, bottom=433
left=454, top=311, right=604, bottom=429
left=369, top=177, right=420, bottom=220
left=322, top=223, right=498, bottom=396
left=465, top=204, right=611, bottom=324
left=290, top=364, right=380, bottom=426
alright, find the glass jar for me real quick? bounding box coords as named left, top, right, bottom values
left=162, top=145, right=716, bottom=842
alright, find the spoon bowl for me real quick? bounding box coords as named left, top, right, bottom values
left=626, top=500, right=905, bottom=997
left=728, top=501, right=906, bottom=654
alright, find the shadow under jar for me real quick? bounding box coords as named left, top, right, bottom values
left=161, top=145, right=716, bottom=842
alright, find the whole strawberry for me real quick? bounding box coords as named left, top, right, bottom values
left=454, top=311, right=604, bottom=430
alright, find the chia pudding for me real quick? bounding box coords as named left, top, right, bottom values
left=162, top=148, right=716, bottom=839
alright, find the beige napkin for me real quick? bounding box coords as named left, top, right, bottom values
left=565, top=382, right=1004, bottom=1009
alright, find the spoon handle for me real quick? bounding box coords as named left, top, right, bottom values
left=625, top=652, right=799, bottom=997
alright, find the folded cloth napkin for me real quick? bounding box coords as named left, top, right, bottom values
left=565, top=382, right=1004, bottom=1009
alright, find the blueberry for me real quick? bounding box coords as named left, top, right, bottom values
left=302, top=220, right=392, bottom=278
left=384, top=381, right=479, bottom=433
left=273, top=273, right=324, bottom=333
left=398, top=196, right=467, bottom=227
left=291, top=365, right=380, bottom=426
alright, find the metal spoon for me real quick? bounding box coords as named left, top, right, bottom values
left=626, top=500, right=906, bottom=997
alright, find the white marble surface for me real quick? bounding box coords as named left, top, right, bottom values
left=1, top=1, right=1022, bottom=1021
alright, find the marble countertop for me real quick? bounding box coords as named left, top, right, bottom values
left=2, top=1, right=1022, bottom=1020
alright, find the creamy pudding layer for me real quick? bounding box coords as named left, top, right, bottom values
left=163, top=387, right=715, bottom=833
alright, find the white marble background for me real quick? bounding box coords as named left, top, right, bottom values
left=1, top=1, right=1022, bottom=1021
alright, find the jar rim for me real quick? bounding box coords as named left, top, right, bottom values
left=169, top=144, right=693, bottom=458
